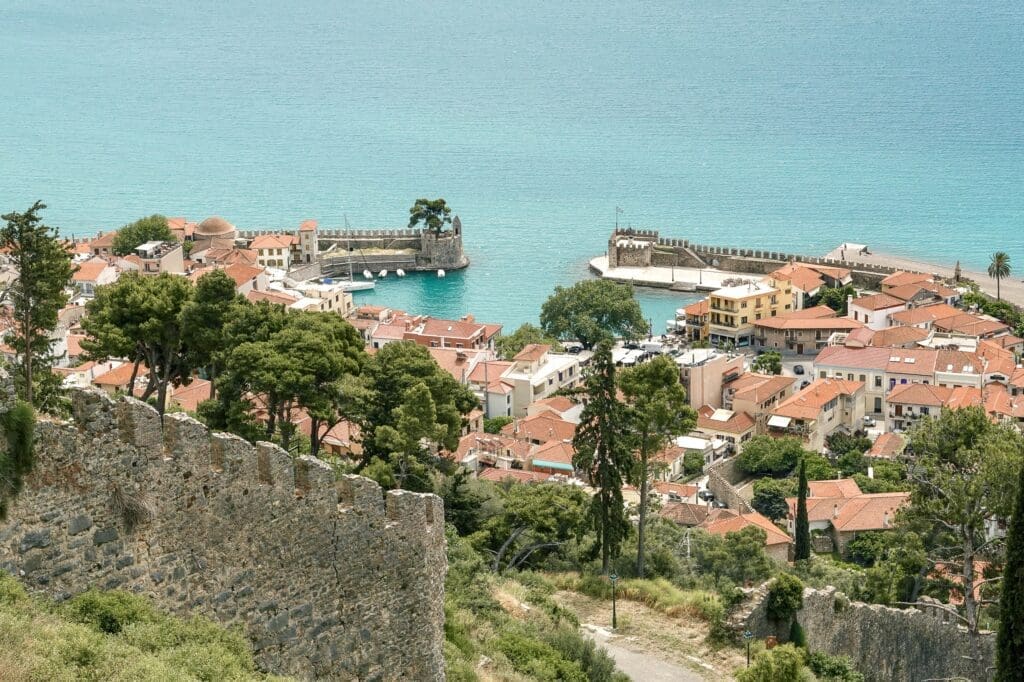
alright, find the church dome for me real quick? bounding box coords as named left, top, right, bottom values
left=196, top=216, right=236, bottom=236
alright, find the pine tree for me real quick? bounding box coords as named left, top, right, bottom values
left=572, top=341, right=632, bottom=573
left=996, top=458, right=1024, bottom=680
left=1, top=202, right=74, bottom=411
left=794, top=457, right=811, bottom=561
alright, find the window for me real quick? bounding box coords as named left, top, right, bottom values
left=847, top=373, right=854, bottom=381
left=921, top=407, right=930, bottom=415
left=741, top=301, right=748, bottom=308
left=859, top=374, right=866, bottom=382
left=741, top=316, right=748, bottom=324
left=820, top=371, right=827, bottom=378
left=874, top=397, right=882, bottom=412
left=874, top=376, right=882, bottom=388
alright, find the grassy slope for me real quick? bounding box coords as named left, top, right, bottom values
left=0, top=572, right=288, bottom=682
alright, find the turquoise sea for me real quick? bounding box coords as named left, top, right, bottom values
left=2, top=1, right=1022, bottom=331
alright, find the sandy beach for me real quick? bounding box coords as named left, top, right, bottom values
left=824, top=244, right=1024, bottom=307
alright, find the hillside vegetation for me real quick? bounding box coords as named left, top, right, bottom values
left=0, top=572, right=287, bottom=681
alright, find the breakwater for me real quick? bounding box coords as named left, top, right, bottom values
left=606, top=228, right=917, bottom=290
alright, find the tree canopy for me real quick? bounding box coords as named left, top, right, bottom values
left=540, top=279, right=649, bottom=349
left=751, top=350, right=782, bottom=375
left=988, top=251, right=1012, bottom=301
left=111, top=215, right=174, bottom=256
left=737, top=436, right=805, bottom=476
left=408, top=198, right=452, bottom=235
left=495, top=323, right=564, bottom=360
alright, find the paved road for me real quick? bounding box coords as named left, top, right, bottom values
left=583, top=624, right=711, bottom=682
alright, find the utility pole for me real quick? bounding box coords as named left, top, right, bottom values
left=609, top=573, right=619, bottom=630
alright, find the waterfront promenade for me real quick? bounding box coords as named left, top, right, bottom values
left=589, top=256, right=752, bottom=292
left=824, top=244, right=1024, bottom=308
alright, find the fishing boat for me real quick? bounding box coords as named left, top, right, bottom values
left=378, top=269, right=388, bottom=278
left=363, top=269, right=373, bottom=280
left=396, top=268, right=406, bottom=277
left=437, top=269, right=446, bottom=278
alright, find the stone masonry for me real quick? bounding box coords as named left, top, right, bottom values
left=0, top=387, right=447, bottom=681
left=738, top=585, right=995, bottom=682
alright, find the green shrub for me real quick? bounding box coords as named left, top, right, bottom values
left=805, top=650, right=864, bottom=681
left=765, top=574, right=805, bottom=622
left=789, top=619, right=807, bottom=648
left=737, top=643, right=807, bottom=682
left=496, top=631, right=588, bottom=682
left=0, top=399, right=35, bottom=518
left=64, top=590, right=159, bottom=634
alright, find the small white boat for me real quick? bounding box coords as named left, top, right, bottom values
left=337, top=279, right=375, bottom=292
left=363, top=269, right=373, bottom=280
left=437, top=269, right=446, bottom=278
left=378, top=269, right=388, bottom=278
left=396, top=268, right=406, bottom=277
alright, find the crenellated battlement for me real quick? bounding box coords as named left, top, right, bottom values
left=2, top=387, right=446, bottom=680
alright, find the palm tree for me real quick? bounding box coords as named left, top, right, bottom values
left=988, top=251, right=1012, bottom=301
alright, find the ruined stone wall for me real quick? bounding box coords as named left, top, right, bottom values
left=739, top=586, right=995, bottom=682
left=705, top=456, right=753, bottom=514
left=419, top=229, right=469, bottom=270
left=0, top=389, right=446, bottom=681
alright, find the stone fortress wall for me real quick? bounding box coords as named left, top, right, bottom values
left=607, top=228, right=918, bottom=289
left=241, top=218, right=470, bottom=277
left=0, top=386, right=447, bottom=681
left=738, top=585, right=995, bottom=682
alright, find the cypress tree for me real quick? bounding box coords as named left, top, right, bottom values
left=996, top=459, right=1024, bottom=680
left=572, top=341, right=632, bottom=573
left=794, top=457, right=811, bottom=561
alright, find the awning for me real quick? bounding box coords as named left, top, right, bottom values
left=531, top=460, right=574, bottom=472
left=767, top=415, right=792, bottom=429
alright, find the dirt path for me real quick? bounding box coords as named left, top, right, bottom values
left=554, top=590, right=744, bottom=681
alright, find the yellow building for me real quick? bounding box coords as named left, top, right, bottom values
left=708, top=280, right=789, bottom=347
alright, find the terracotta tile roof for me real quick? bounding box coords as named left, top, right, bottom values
left=529, top=440, right=575, bottom=467
left=501, top=412, right=576, bottom=444
left=246, top=289, right=299, bottom=306
left=205, top=248, right=259, bottom=266
left=754, top=314, right=863, bottom=331
left=513, top=343, right=551, bottom=362
left=977, top=341, right=1017, bottom=378
left=700, top=509, right=792, bottom=546
left=889, top=303, right=961, bottom=326
left=884, top=284, right=939, bottom=302
left=842, top=327, right=876, bottom=348
left=697, top=405, right=756, bottom=434
left=468, top=360, right=513, bottom=383
left=250, top=234, right=297, bottom=250
left=814, top=345, right=897, bottom=370
left=652, top=481, right=699, bottom=498
left=72, top=258, right=111, bottom=282
left=90, top=231, right=118, bottom=248
left=169, top=379, right=212, bottom=413
left=453, top=432, right=532, bottom=463
left=427, top=347, right=481, bottom=382
left=884, top=349, right=938, bottom=376
left=532, top=396, right=577, bottom=414
left=417, top=318, right=486, bottom=340
left=808, top=479, right=863, bottom=499
left=866, top=432, right=906, bottom=459
left=299, top=219, right=318, bottom=232
left=830, top=493, right=909, bottom=532
left=852, top=293, right=905, bottom=311
left=933, top=314, right=1009, bottom=337
left=373, top=324, right=408, bottom=341
left=486, top=379, right=515, bottom=395
left=659, top=501, right=709, bottom=527
left=223, top=263, right=264, bottom=287
left=868, top=326, right=930, bottom=347
left=66, top=333, right=88, bottom=358
left=769, top=264, right=825, bottom=293
left=984, top=384, right=1024, bottom=420
left=786, top=305, right=842, bottom=319
left=881, top=271, right=932, bottom=288
left=887, top=383, right=982, bottom=409
left=729, top=373, right=795, bottom=404
left=683, top=299, right=709, bottom=316
left=92, top=362, right=147, bottom=387
left=772, top=378, right=863, bottom=420
left=478, top=468, right=552, bottom=483
left=992, top=335, right=1024, bottom=350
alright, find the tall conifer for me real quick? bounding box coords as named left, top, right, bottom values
left=1, top=202, right=74, bottom=410
left=573, top=341, right=631, bottom=573
left=996, top=459, right=1024, bottom=680
left=794, top=457, right=811, bottom=561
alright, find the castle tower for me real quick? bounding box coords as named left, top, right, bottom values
left=298, top=219, right=319, bottom=264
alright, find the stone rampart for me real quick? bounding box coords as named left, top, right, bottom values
left=704, top=456, right=753, bottom=514
left=608, top=229, right=912, bottom=289
left=0, top=388, right=446, bottom=681
left=739, top=585, right=995, bottom=682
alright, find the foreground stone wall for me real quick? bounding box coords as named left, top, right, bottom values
left=705, top=456, right=753, bottom=514
left=740, top=586, right=995, bottom=682
left=0, top=389, right=446, bottom=681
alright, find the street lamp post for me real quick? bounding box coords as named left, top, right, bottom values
left=609, top=573, right=618, bottom=630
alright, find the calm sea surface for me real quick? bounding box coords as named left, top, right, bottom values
left=2, top=1, right=1022, bottom=330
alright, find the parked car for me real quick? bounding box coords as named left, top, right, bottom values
left=862, top=415, right=876, bottom=427
left=698, top=489, right=715, bottom=502
left=712, top=501, right=728, bottom=509
left=793, top=365, right=805, bottom=375
left=800, top=380, right=811, bottom=389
